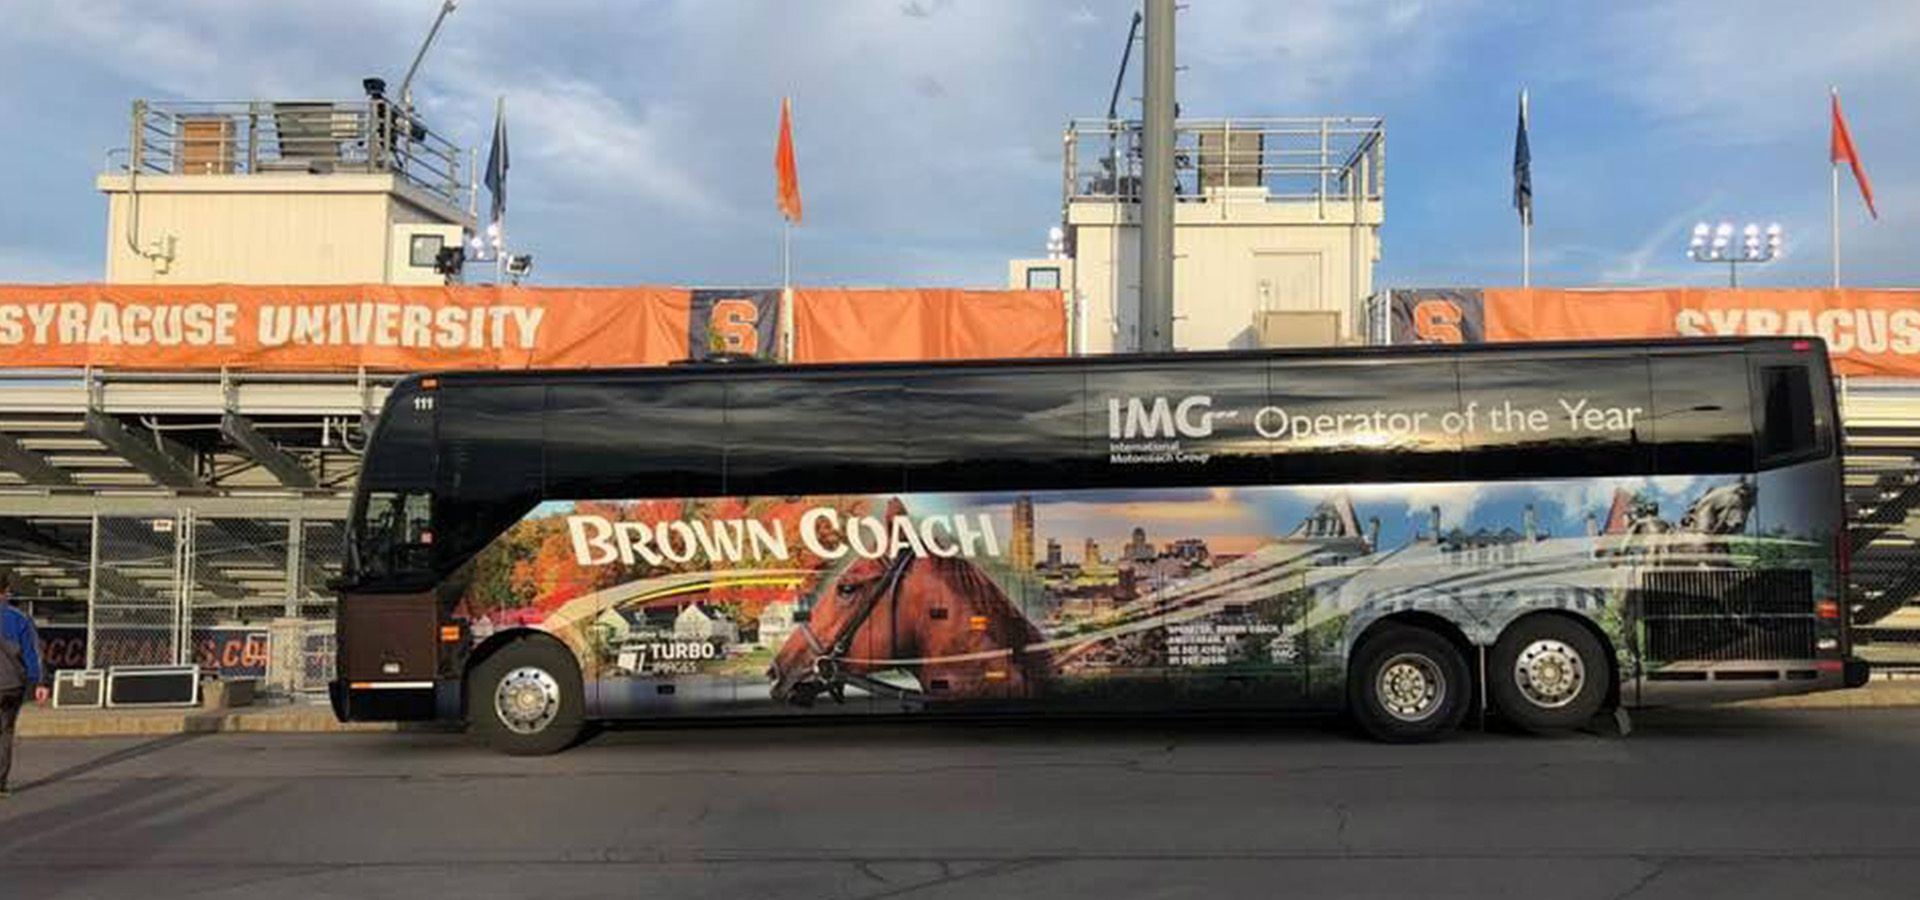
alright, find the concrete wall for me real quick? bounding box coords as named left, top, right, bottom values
left=1065, top=195, right=1383, bottom=353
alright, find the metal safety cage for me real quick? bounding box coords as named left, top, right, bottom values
left=107, top=98, right=470, bottom=211
left=1063, top=116, right=1385, bottom=208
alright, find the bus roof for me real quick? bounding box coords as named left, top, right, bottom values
left=408, top=336, right=1820, bottom=390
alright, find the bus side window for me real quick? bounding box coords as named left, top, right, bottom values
left=435, top=385, right=546, bottom=574
left=1085, top=362, right=1269, bottom=488
left=1757, top=365, right=1822, bottom=464
left=1265, top=360, right=1462, bottom=484
left=1649, top=354, right=1755, bottom=475
left=1458, top=355, right=1653, bottom=480
left=547, top=381, right=724, bottom=499
left=904, top=368, right=1088, bottom=493
left=725, top=376, right=905, bottom=496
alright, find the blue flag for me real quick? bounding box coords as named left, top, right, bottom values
left=1512, top=90, right=1532, bottom=226
left=484, top=98, right=509, bottom=228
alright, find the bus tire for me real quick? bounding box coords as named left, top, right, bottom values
left=470, top=637, right=586, bottom=756
left=1490, top=616, right=1607, bottom=734
left=1347, top=624, right=1470, bottom=743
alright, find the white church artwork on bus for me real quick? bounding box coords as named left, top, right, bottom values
left=447, top=470, right=1830, bottom=716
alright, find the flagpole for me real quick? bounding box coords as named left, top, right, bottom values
left=1831, top=86, right=1843, bottom=289
left=781, top=223, right=794, bottom=360
left=1523, top=218, right=1532, bottom=288
left=494, top=95, right=507, bottom=284
left=1518, top=88, right=1532, bottom=288
left=1831, top=161, right=1841, bottom=289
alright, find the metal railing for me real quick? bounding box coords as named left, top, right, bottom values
left=108, top=99, right=471, bottom=210
left=1064, top=116, right=1385, bottom=207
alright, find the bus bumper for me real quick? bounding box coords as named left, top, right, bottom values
left=329, top=679, right=449, bottom=722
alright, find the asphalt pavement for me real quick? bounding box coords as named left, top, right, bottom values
left=4, top=707, right=1920, bottom=899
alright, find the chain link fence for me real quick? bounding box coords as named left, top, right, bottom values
left=91, top=515, right=188, bottom=668
left=1, top=510, right=347, bottom=694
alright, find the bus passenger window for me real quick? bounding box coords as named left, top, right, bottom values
left=904, top=368, right=1088, bottom=493
left=1457, top=356, right=1652, bottom=480
left=1758, top=365, right=1820, bottom=462
left=547, top=381, right=724, bottom=499
left=1649, top=354, right=1754, bottom=475
left=1086, top=362, right=1269, bottom=487
left=1265, top=360, right=1462, bottom=484
left=725, top=377, right=905, bottom=496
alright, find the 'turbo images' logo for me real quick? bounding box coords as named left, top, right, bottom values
left=1108, top=396, right=1215, bottom=439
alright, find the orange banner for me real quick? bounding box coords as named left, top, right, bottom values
left=0, top=284, right=694, bottom=371
left=794, top=288, right=1066, bottom=363
left=1399, top=288, right=1920, bottom=378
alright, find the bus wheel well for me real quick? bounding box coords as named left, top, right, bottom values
left=1354, top=611, right=1475, bottom=665
left=1497, top=610, right=1622, bottom=711
left=463, top=629, right=576, bottom=713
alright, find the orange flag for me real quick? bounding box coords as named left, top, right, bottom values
left=1830, top=90, right=1878, bottom=219
left=775, top=97, right=803, bottom=224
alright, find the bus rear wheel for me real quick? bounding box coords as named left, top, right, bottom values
left=1348, top=624, right=1470, bottom=743
left=471, top=637, right=586, bottom=756
left=1490, top=616, right=1608, bottom=734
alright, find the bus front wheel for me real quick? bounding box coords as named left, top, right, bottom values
left=470, top=637, right=587, bottom=755
left=1490, top=616, right=1608, bottom=734
left=1347, top=624, right=1470, bottom=743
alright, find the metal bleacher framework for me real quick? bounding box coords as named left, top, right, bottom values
left=0, top=368, right=395, bottom=681
left=1836, top=379, right=1920, bottom=660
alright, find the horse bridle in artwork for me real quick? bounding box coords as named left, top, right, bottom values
left=788, top=547, right=918, bottom=702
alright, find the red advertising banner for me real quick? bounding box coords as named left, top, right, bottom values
left=793, top=288, right=1066, bottom=363
left=1391, top=288, right=1920, bottom=378
left=0, top=284, right=693, bottom=371
left=0, top=284, right=1069, bottom=371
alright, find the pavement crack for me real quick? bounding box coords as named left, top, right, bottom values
left=1333, top=802, right=1352, bottom=852
left=1611, top=858, right=1669, bottom=900
left=855, top=858, right=1048, bottom=900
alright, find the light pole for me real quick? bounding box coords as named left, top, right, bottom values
left=1687, top=221, right=1781, bottom=287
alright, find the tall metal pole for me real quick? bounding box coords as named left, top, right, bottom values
left=398, top=0, right=459, bottom=112
left=1830, top=86, right=1841, bottom=289
left=1831, top=161, right=1842, bottom=288
left=1139, top=0, right=1177, bottom=352
left=1520, top=89, right=1531, bottom=288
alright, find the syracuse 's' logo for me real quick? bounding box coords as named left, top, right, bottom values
left=1108, top=395, right=1215, bottom=439
left=708, top=299, right=761, bottom=355
left=1411, top=298, right=1465, bottom=343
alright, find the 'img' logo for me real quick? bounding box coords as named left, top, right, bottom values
left=1108, top=396, right=1216, bottom=439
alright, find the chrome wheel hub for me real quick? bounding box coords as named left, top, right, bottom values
left=1376, top=652, right=1446, bottom=722
left=494, top=666, right=561, bottom=735
left=1514, top=639, right=1586, bottom=709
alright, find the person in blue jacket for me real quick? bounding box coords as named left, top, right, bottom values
left=1, top=571, right=50, bottom=797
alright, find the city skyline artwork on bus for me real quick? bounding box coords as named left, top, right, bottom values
left=446, top=471, right=1831, bottom=717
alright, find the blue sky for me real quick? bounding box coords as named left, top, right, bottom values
left=0, top=1, right=1913, bottom=289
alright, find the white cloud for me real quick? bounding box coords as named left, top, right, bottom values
left=487, top=76, right=722, bottom=218
left=1182, top=0, right=1484, bottom=107
left=1592, top=3, right=1920, bottom=142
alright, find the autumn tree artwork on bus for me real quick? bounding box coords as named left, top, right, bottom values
left=449, top=468, right=1812, bottom=715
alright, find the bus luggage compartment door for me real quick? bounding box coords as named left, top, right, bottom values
left=336, top=591, right=442, bottom=720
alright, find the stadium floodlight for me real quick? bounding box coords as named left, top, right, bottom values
left=1687, top=219, right=1780, bottom=286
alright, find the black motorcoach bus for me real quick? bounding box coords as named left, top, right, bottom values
left=333, top=338, right=1865, bottom=753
